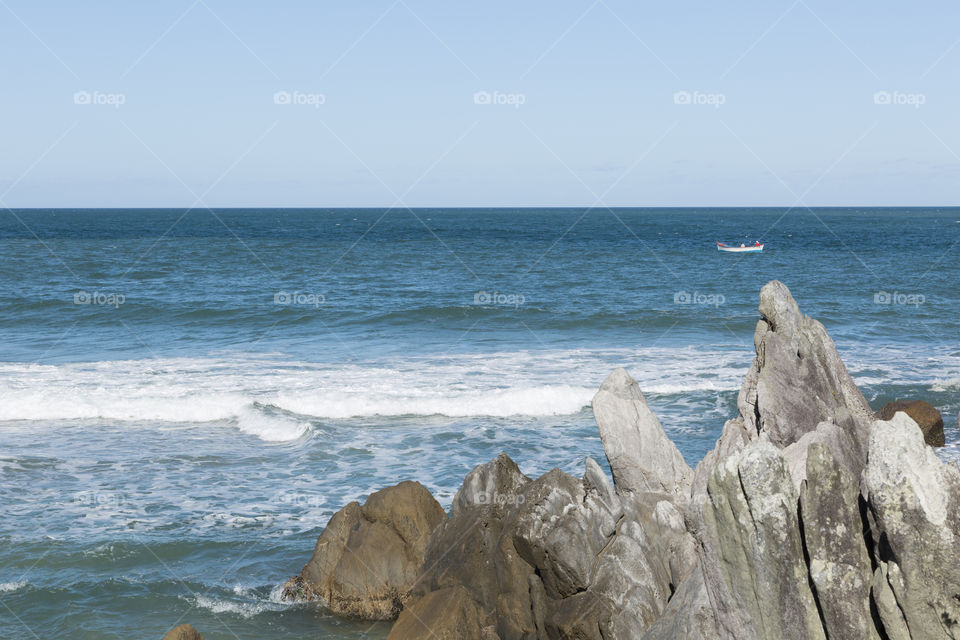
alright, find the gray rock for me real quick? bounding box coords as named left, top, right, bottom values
left=693, top=418, right=752, bottom=498
left=584, top=456, right=617, bottom=506
left=401, top=453, right=683, bottom=639
left=452, top=452, right=530, bottom=517
left=283, top=480, right=446, bottom=620
left=375, top=281, right=960, bottom=640
left=700, top=437, right=825, bottom=640
left=641, top=564, right=720, bottom=640
left=592, top=367, right=692, bottom=501
left=782, top=420, right=858, bottom=493
left=799, top=442, right=879, bottom=640
left=511, top=468, right=599, bottom=598
left=870, top=563, right=911, bottom=640
left=864, top=413, right=960, bottom=638
left=699, top=281, right=874, bottom=489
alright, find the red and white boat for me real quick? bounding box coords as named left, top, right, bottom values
left=717, top=241, right=763, bottom=253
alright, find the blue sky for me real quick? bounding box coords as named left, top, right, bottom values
left=1, top=0, right=958, bottom=207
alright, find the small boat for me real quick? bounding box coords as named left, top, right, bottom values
left=717, top=241, right=763, bottom=252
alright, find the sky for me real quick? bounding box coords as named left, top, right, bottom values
left=1, top=0, right=959, bottom=207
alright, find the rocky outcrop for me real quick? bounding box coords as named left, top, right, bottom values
left=876, top=399, right=946, bottom=446
left=700, top=437, right=825, bottom=640
left=864, top=413, right=960, bottom=638
left=385, top=366, right=699, bottom=639
left=799, top=442, right=879, bottom=640
left=282, top=480, right=446, bottom=620
left=162, top=625, right=204, bottom=640
left=677, top=282, right=960, bottom=640
left=695, top=281, right=875, bottom=496
left=592, top=367, right=692, bottom=502
left=451, top=452, right=530, bottom=516
left=286, top=280, right=959, bottom=640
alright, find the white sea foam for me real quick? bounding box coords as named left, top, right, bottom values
left=0, top=581, right=26, bottom=593
left=0, top=349, right=753, bottom=440
left=271, top=384, right=595, bottom=419
left=190, top=585, right=292, bottom=618
left=1, top=345, right=948, bottom=441
left=932, top=377, right=960, bottom=392
left=235, top=406, right=310, bottom=441
left=192, top=595, right=271, bottom=618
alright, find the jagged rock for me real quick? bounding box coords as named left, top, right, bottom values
left=782, top=420, right=858, bottom=492
left=692, top=418, right=751, bottom=497
left=398, top=453, right=682, bottom=639
left=162, top=625, right=204, bottom=640
left=641, top=564, right=719, bottom=640
left=409, top=465, right=536, bottom=638
left=451, top=452, right=530, bottom=516
left=876, top=399, right=945, bottom=447
left=386, top=585, right=490, bottom=640
left=799, top=442, right=879, bottom=640
left=593, top=367, right=692, bottom=501
left=584, top=456, right=618, bottom=505
left=698, top=281, right=874, bottom=491
left=512, top=468, right=613, bottom=599
left=700, top=436, right=825, bottom=640
left=283, top=480, right=446, bottom=620
left=870, top=563, right=911, bottom=640
left=324, top=281, right=960, bottom=640
left=864, top=413, right=960, bottom=638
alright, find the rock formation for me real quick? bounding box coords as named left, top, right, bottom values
left=592, top=367, right=692, bottom=502
left=281, top=480, right=446, bottom=619
left=877, top=399, right=946, bottom=446
left=863, top=413, right=960, bottom=637
left=285, top=280, right=960, bottom=640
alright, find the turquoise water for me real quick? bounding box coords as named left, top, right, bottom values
left=1, top=208, right=958, bottom=638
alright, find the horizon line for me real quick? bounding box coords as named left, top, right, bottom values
left=5, top=205, right=960, bottom=211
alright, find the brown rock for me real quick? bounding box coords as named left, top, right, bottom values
left=876, top=400, right=945, bottom=447
left=283, top=480, right=446, bottom=620
left=162, top=624, right=204, bottom=640
left=408, top=479, right=536, bottom=638
left=386, top=585, right=489, bottom=640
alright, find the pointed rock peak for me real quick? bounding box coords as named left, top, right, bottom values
left=735, top=279, right=873, bottom=465
left=452, top=452, right=531, bottom=517
left=593, top=367, right=691, bottom=500
left=598, top=367, right=635, bottom=397
left=758, top=280, right=802, bottom=336
left=583, top=456, right=616, bottom=504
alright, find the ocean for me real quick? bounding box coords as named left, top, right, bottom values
left=1, top=207, right=958, bottom=639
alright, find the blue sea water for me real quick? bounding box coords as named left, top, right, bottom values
left=0, top=207, right=958, bottom=639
